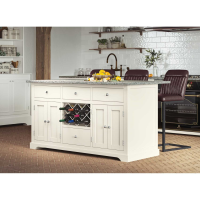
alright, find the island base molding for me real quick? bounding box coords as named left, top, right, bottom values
left=0, top=115, right=31, bottom=126
left=30, top=142, right=159, bottom=162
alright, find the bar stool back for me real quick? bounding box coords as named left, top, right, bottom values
left=124, top=69, right=149, bottom=80
left=159, top=70, right=191, bottom=152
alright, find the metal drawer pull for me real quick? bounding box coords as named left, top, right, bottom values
left=107, top=126, right=111, bottom=129
left=74, top=92, right=77, bottom=95
left=44, top=120, right=46, bottom=123
left=104, top=125, right=107, bottom=128
left=46, top=91, right=48, bottom=94
left=47, top=121, right=50, bottom=123
left=74, top=135, right=77, bottom=138
left=106, top=93, right=109, bottom=96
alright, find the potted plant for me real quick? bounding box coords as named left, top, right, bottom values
left=97, top=39, right=108, bottom=49
left=144, top=49, right=162, bottom=77
left=109, top=36, right=121, bottom=49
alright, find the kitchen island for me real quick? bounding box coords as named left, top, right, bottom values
left=29, top=79, right=169, bottom=162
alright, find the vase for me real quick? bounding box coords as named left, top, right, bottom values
left=153, top=63, right=159, bottom=77
left=98, top=44, right=107, bottom=49
left=111, top=42, right=120, bottom=49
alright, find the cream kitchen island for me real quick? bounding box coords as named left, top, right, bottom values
left=29, top=79, right=169, bottom=162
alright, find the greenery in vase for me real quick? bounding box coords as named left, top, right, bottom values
left=144, top=49, right=162, bottom=68
left=97, top=39, right=108, bottom=45
left=16, top=52, right=20, bottom=56
left=0, top=50, right=6, bottom=56
left=109, top=36, right=121, bottom=43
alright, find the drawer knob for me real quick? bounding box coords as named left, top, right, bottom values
left=104, top=125, right=107, bottom=128
left=47, top=120, right=50, bottom=123
left=108, top=126, right=111, bottom=129
left=74, top=92, right=77, bottom=95
left=74, top=135, right=77, bottom=138
left=106, top=93, right=109, bottom=96
left=44, top=120, right=46, bottom=123
left=46, top=91, right=48, bottom=94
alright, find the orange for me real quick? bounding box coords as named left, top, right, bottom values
left=149, top=74, right=153, bottom=77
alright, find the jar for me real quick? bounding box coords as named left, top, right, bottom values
left=78, top=68, right=84, bottom=76
left=2, top=30, right=8, bottom=39
left=85, top=68, right=91, bottom=76
left=8, top=28, right=13, bottom=39
left=13, top=28, right=20, bottom=39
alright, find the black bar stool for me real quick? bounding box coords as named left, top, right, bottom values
left=158, top=70, right=191, bottom=152
left=124, top=69, right=149, bottom=80
left=90, top=69, right=115, bottom=77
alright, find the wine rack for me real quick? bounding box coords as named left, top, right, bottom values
left=62, top=103, right=90, bottom=127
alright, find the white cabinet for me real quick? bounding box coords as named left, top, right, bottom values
left=34, top=101, right=61, bottom=143
left=0, top=75, right=31, bottom=126
left=108, top=106, right=124, bottom=151
left=0, top=80, right=12, bottom=115
left=93, top=105, right=124, bottom=150
left=93, top=105, right=108, bottom=149
left=13, top=79, right=29, bottom=114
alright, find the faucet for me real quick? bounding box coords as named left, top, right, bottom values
left=106, top=53, right=122, bottom=76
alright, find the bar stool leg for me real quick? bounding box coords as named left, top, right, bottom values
left=162, top=102, right=165, bottom=152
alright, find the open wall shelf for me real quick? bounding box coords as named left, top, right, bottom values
left=89, top=48, right=145, bottom=54
left=90, top=30, right=143, bottom=37
left=90, top=27, right=200, bottom=38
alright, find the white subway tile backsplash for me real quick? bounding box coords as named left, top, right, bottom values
left=81, top=28, right=200, bottom=75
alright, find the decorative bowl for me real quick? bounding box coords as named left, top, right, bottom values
left=92, top=75, right=112, bottom=79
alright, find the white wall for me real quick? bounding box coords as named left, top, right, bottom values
left=81, top=27, right=200, bottom=76
left=24, top=27, right=36, bottom=79
left=51, top=27, right=81, bottom=79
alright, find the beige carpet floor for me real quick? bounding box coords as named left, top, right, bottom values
left=0, top=124, right=200, bottom=173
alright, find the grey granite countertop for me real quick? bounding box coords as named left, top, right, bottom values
left=59, top=76, right=200, bottom=81
left=28, top=79, right=170, bottom=85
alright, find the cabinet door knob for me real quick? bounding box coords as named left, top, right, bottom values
left=104, top=125, right=107, bottom=128
left=74, top=135, right=77, bottom=138
left=106, top=93, right=109, bottom=96
left=44, top=120, right=46, bottom=123
left=47, top=121, right=50, bottom=123
left=74, top=92, right=77, bottom=95
left=46, top=91, right=48, bottom=94
left=108, top=126, right=111, bottom=129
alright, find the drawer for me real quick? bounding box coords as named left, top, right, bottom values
left=92, top=88, right=124, bottom=102
left=62, top=87, right=91, bottom=100
left=34, top=86, right=61, bottom=99
left=62, top=127, right=91, bottom=147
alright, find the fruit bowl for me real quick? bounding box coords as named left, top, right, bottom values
left=92, top=75, right=112, bottom=79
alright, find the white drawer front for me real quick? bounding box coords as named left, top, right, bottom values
left=62, top=87, right=91, bottom=100
left=34, top=86, right=61, bottom=99
left=92, top=88, right=124, bottom=102
left=62, top=127, right=91, bottom=147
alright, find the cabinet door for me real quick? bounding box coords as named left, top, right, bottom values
left=0, top=80, right=12, bottom=115
left=34, top=101, right=48, bottom=141
left=12, top=79, right=29, bottom=114
left=47, top=102, right=61, bottom=143
left=92, top=105, right=108, bottom=149
left=108, top=106, right=124, bottom=151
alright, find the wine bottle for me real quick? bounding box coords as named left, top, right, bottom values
left=68, top=120, right=74, bottom=123
left=83, top=106, right=90, bottom=113
left=59, top=105, right=74, bottom=112
left=74, top=106, right=81, bottom=113
left=74, top=117, right=81, bottom=124
left=74, top=114, right=80, bottom=118
left=83, top=118, right=90, bottom=126
left=79, top=111, right=85, bottom=118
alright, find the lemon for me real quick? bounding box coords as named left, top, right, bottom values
left=106, top=77, right=110, bottom=81
left=116, top=76, right=121, bottom=81
left=99, top=70, right=105, bottom=74
left=96, top=73, right=100, bottom=75
left=99, top=72, right=105, bottom=75
left=105, top=72, right=110, bottom=75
